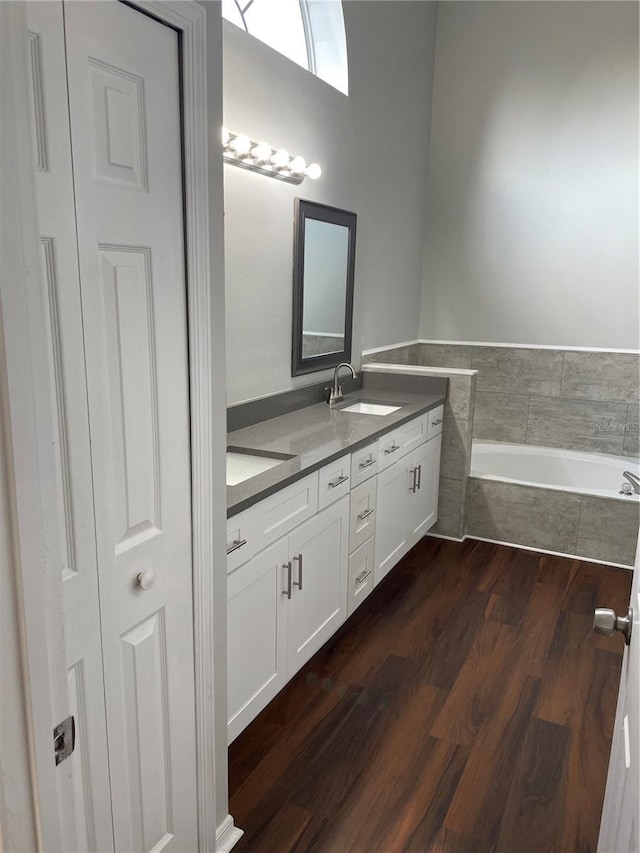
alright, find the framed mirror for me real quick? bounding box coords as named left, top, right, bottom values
left=291, top=198, right=357, bottom=376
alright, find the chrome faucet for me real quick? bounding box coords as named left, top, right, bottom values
left=327, top=362, right=357, bottom=407
left=623, top=471, right=640, bottom=494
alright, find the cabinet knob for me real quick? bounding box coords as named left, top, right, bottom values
left=137, top=569, right=156, bottom=591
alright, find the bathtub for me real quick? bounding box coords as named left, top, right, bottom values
left=471, top=441, right=640, bottom=502
left=466, top=441, right=640, bottom=567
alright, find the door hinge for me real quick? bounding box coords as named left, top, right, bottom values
left=53, top=715, right=75, bottom=766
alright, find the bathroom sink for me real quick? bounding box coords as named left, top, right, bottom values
left=226, top=447, right=294, bottom=486
left=339, top=401, right=402, bottom=416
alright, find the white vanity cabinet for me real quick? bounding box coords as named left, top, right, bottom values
left=226, top=408, right=443, bottom=741
left=406, top=434, right=442, bottom=541
left=375, top=457, right=411, bottom=583
left=375, top=427, right=442, bottom=584
left=227, top=538, right=289, bottom=741
left=287, top=497, right=349, bottom=674
left=227, top=493, right=349, bottom=742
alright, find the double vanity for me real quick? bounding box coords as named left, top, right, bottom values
left=225, top=373, right=447, bottom=741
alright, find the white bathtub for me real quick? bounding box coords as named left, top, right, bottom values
left=470, top=441, right=640, bottom=502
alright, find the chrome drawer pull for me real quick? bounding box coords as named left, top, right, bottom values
left=409, top=468, right=418, bottom=493
left=329, top=474, right=349, bottom=488
left=357, top=507, right=375, bottom=521
left=282, top=561, right=293, bottom=599
left=358, top=457, right=376, bottom=470
left=292, top=553, right=303, bottom=591
left=416, top=463, right=422, bottom=490
left=355, top=568, right=372, bottom=584
left=384, top=443, right=400, bottom=455
left=226, top=538, right=247, bottom=556
left=432, top=418, right=442, bottom=426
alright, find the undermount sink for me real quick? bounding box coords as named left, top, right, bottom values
left=226, top=447, right=294, bottom=486
left=340, top=401, right=402, bottom=416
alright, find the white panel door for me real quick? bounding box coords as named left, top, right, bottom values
left=288, top=497, right=349, bottom=677
left=406, top=434, right=441, bottom=546
left=375, top=459, right=410, bottom=584
left=26, top=4, right=114, bottom=850
left=598, top=540, right=640, bottom=853
left=64, top=3, right=197, bottom=851
left=227, top=539, right=289, bottom=742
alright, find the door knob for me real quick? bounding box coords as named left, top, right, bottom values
left=594, top=607, right=633, bottom=645
left=137, top=569, right=156, bottom=591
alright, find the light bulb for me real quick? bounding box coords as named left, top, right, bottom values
left=221, top=126, right=230, bottom=146
left=271, top=149, right=290, bottom=169
left=230, top=134, right=251, bottom=156
left=290, top=156, right=306, bottom=175
left=251, top=141, right=272, bottom=163
left=306, top=162, right=322, bottom=180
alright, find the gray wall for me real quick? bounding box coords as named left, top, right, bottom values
left=420, top=1, right=639, bottom=348
left=223, top=1, right=438, bottom=404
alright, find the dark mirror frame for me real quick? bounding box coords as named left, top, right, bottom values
left=291, top=198, right=357, bottom=376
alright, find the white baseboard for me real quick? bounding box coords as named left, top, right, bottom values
left=427, top=531, right=465, bottom=543
left=216, top=814, right=243, bottom=853
left=456, top=533, right=634, bottom=570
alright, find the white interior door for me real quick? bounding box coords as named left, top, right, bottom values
left=26, top=4, right=114, bottom=850
left=63, top=3, right=198, bottom=849
left=26, top=1, right=198, bottom=849
left=598, top=539, right=640, bottom=852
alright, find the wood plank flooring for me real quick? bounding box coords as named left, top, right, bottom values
left=229, top=538, right=631, bottom=853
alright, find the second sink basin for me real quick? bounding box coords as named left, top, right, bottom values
left=227, top=447, right=294, bottom=486
left=340, top=401, right=402, bottom=416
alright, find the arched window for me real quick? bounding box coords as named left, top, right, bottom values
left=222, top=0, right=349, bottom=96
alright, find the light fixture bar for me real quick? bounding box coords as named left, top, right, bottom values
left=222, top=128, right=321, bottom=185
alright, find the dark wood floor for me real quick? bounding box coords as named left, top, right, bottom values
left=229, top=538, right=631, bottom=853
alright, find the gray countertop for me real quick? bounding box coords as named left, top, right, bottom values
left=227, top=385, right=446, bottom=517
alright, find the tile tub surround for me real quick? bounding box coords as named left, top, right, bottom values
left=361, top=364, right=477, bottom=539
left=226, top=375, right=447, bottom=516
left=363, top=342, right=640, bottom=459
left=466, top=478, right=639, bottom=568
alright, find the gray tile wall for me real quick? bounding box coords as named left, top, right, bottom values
left=419, top=344, right=640, bottom=459
left=467, top=478, right=639, bottom=567
left=362, top=342, right=640, bottom=553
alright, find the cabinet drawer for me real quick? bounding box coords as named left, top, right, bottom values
left=349, top=477, right=377, bottom=553
left=226, top=506, right=258, bottom=573
left=255, top=471, right=318, bottom=552
left=378, top=413, right=428, bottom=471
left=427, top=405, right=444, bottom=440
left=350, top=440, right=379, bottom=488
left=318, top=454, right=351, bottom=511
left=347, top=536, right=375, bottom=617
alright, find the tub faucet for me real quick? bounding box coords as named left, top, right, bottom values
left=327, top=362, right=357, bottom=407
left=623, top=471, right=640, bottom=494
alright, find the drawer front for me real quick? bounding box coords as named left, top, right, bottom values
left=378, top=414, right=428, bottom=471
left=226, top=506, right=258, bottom=573
left=347, top=536, right=376, bottom=617
left=349, top=477, right=377, bottom=553
left=318, top=454, right=352, bottom=511
left=350, top=440, right=379, bottom=488
left=427, top=405, right=444, bottom=440
left=255, top=471, right=318, bottom=552
left=397, top=413, right=428, bottom=455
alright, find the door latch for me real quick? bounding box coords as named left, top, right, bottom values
left=53, top=715, right=75, bottom=766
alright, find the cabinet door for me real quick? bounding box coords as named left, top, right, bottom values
left=375, top=458, right=410, bottom=584
left=287, top=496, right=349, bottom=677
left=406, top=435, right=442, bottom=546
left=227, top=538, right=289, bottom=742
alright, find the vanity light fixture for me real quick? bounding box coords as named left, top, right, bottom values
left=222, top=127, right=321, bottom=185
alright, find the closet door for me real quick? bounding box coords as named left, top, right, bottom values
left=64, top=3, right=198, bottom=851
left=26, top=4, right=114, bottom=850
